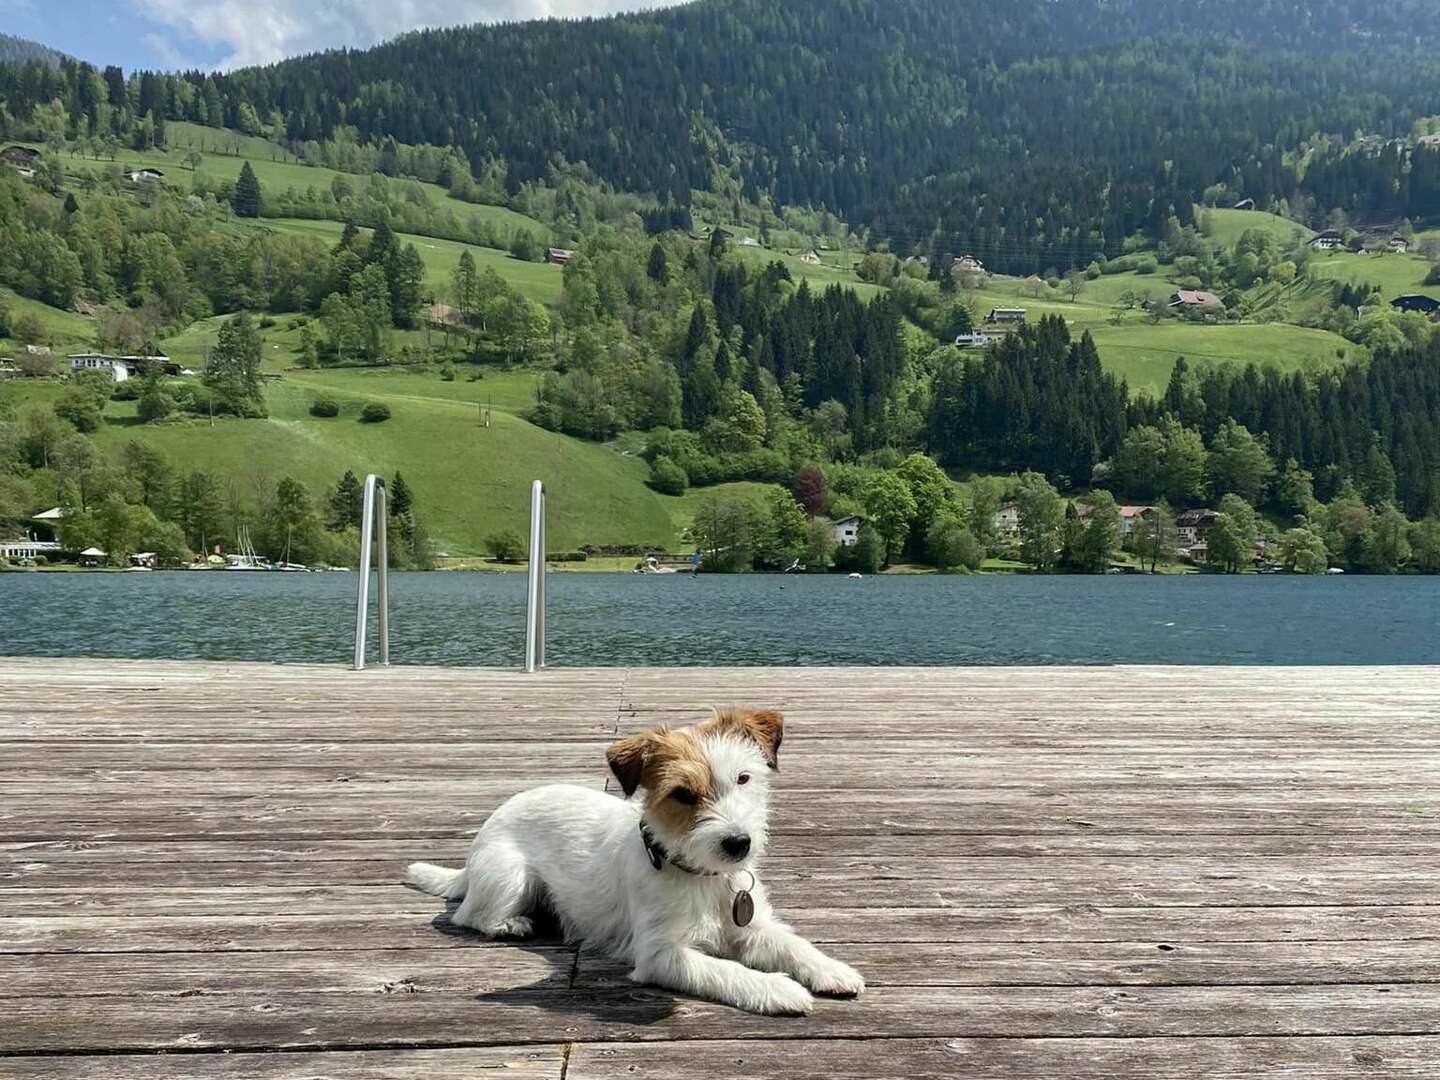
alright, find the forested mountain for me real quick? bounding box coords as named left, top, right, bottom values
left=4, top=0, right=1440, bottom=270
left=0, top=33, right=67, bottom=68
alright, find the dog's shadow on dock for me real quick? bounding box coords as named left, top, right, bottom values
left=430, top=901, right=679, bottom=1026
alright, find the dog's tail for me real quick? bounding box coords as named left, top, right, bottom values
left=404, top=862, right=467, bottom=898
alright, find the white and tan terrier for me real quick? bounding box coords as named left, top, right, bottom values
left=405, top=708, right=863, bottom=1015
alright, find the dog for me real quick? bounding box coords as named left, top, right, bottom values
left=404, top=707, right=863, bottom=1015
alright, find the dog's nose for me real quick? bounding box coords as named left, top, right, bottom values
left=721, top=834, right=751, bottom=859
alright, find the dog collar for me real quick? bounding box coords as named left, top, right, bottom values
left=638, top=820, right=718, bottom=877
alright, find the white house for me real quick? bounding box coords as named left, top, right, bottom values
left=831, top=515, right=865, bottom=547
left=127, top=168, right=164, bottom=184
left=68, top=353, right=168, bottom=382
left=798, top=250, right=822, bottom=265
left=69, top=354, right=135, bottom=382
left=0, top=539, right=62, bottom=560
left=739, top=236, right=760, bottom=247
left=1310, top=230, right=1344, bottom=251
left=1175, top=509, right=1219, bottom=546
left=953, top=329, right=1010, bottom=349
left=1388, top=236, right=1410, bottom=254
left=994, top=504, right=1021, bottom=536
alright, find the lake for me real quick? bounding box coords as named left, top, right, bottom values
left=1, top=571, right=1437, bottom=666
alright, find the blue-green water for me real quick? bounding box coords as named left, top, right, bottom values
left=1, top=572, right=1436, bottom=666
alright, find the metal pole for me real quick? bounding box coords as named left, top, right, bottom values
left=353, top=475, right=390, bottom=671
left=376, top=484, right=390, bottom=667
left=525, top=480, right=546, bottom=672
left=353, top=476, right=376, bottom=670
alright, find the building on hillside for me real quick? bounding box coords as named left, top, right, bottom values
left=831, top=515, right=866, bottom=547
left=953, top=329, right=1011, bottom=349
left=1, top=145, right=39, bottom=176
left=987, top=307, right=1027, bottom=325
left=1169, top=290, right=1225, bottom=311
left=1420, top=134, right=1440, bottom=148
left=994, top=504, right=1021, bottom=536
left=1387, top=236, right=1410, bottom=254
left=126, top=168, right=164, bottom=184
left=1176, top=509, right=1219, bottom=546
left=954, top=255, right=984, bottom=274
left=545, top=248, right=574, bottom=266
left=798, top=249, right=822, bottom=265
left=0, top=538, right=62, bottom=561
left=1391, top=294, right=1440, bottom=316
left=738, top=236, right=760, bottom=247
left=68, top=353, right=170, bottom=382
left=1232, top=198, right=1256, bottom=211
left=1118, top=505, right=1157, bottom=538
left=1310, top=230, right=1345, bottom=251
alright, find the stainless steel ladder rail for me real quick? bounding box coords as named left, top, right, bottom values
left=353, top=474, right=390, bottom=670
left=525, top=480, right=546, bottom=672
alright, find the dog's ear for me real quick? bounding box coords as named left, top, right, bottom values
left=739, top=708, right=784, bottom=770
left=606, top=733, right=651, bottom=797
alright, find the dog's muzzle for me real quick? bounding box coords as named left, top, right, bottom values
left=720, top=834, right=752, bottom=860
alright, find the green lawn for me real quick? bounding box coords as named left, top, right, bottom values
left=1088, top=320, right=1358, bottom=397
left=54, top=127, right=547, bottom=239
left=264, top=219, right=565, bottom=305
left=1203, top=207, right=1313, bottom=249
left=1305, top=250, right=1440, bottom=303
left=73, top=378, right=679, bottom=554
left=731, top=245, right=884, bottom=300
left=0, top=287, right=95, bottom=353
left=286, top=365, right=546, bottom=415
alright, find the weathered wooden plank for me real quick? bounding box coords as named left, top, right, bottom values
left=0, top=1047, right=564, bottom=1080
left=4, top=939, right=1437, bottom=999
left=6, top=906, right=1439, bottom=954
left=7, top=984, right=1440, bottom=1054
left=565, top=1036, right=1440, bottom=1079
left=13, top=831, right=1440, bottom=864
left=7, top=855, right=1440, bottom=905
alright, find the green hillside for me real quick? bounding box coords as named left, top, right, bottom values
left=1204, top=207, right=1313, bottom=248
left=263, top=219, right=565, bottom=305
left=1306, top=249, right=1440, bottom=302
left=1, top=372, right=683, bottom=555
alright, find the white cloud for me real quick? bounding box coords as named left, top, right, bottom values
left=130, top=0, right=681, bottom=69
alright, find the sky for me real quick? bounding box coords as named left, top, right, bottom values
left=4, top=0, right=680, bottom=72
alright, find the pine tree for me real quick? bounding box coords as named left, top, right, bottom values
left=328, top=471, right=363, bottom=531
left=647, top=242, right=669, bottom=282
left=232, top=161, right=262, bottom=218
left=390, top=472, right=415, bottom=538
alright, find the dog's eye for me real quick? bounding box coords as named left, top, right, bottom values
left=737, top=773, right=751, bottom=785
left=670, top=787, right=698, bottom=805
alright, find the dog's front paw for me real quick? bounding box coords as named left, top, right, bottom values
left=801, top=957, right=865, bottom=997
left=750, top=972, right=815, bottom=1016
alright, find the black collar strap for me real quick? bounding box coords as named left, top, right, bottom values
left=639, top=820, right=719, bottom=877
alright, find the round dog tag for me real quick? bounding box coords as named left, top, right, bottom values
left=732, top=889, right=754, bottom=927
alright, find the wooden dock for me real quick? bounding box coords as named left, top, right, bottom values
left=3, top=658, right=1440, bottom=1078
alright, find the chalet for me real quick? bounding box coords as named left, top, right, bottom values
left=798, top=250, right=822, bottom=266
left=1310, top=230, right=1344, bottom=252
left=68, top=353, right=169, bottom=382
left=1232, top=198, right=1256, bottom=211
left=987, top=307, right=1027, bottom=325
left=1176, top=509, right=1219, bottom=546
left=1169, top=290, right=1225, bottom=311
left=126, top=168, right=164, bottom=184
left=994, top=504, right=1021, bottom=536
left=1117, top=505, right=1156, bottom=538
left=955, top=255, right=984, bottom=274
left=1387, top=236, right=1410, bottom=254
left=1391, top=294, right=1440, bottom=316
left=738, top=236, right=760, bottom=247
left=831, top=515, right=866, bottom=548
left=953, top=329, right=1011, bottom=349
left=545, top=248, right=574, bottom=266
left=1, top=145, right=39, bottom=176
